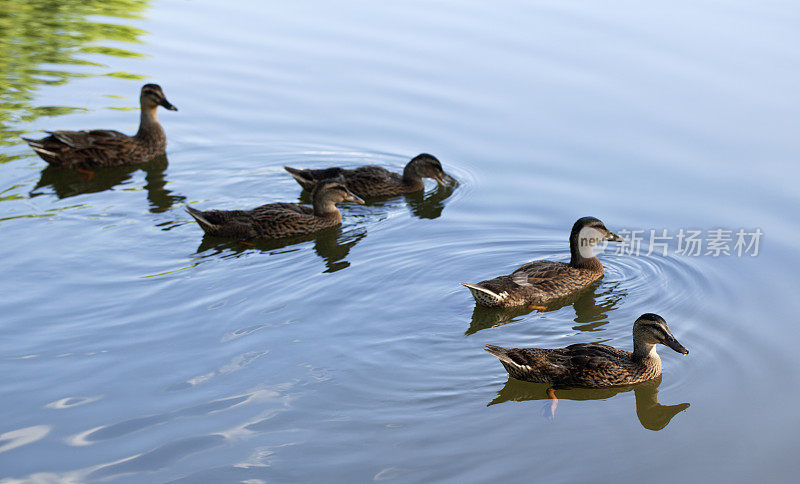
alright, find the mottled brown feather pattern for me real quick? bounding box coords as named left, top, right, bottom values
left=284, top=153, right=453, bottom=199
left=186, top=179, right=362, bottom=240
left=474, top=261, right=604, bottom=307
left=286, top=165, right=423, bottom=198
left=485, top=343, right=662, bottom=387
left=187, top=203, right=340, bottom=239
left=24, top=127, right=167, bottom=169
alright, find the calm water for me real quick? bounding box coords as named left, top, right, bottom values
left=1, top=0, right=799, bottom=482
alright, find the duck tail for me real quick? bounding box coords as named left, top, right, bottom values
left=484, top=344, right=516, bottom=365
left=485, top=345, right=533, bottom=380
left=461, top=283, right=504, bottom=307
left=21, top=136, right=41, bottom=147
left=283, top=166, right=318, bottom=191
left=22, top=137, right=58, bottom=160
left=186, top=206, right=216, bottom=234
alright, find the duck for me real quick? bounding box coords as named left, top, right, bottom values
left=485, top=313, right=689, bottom=388
left=22, top=84, right=177, bottom=171
left=284, top=153, right=456, bottom=199
left=185, top=179, right=364, bottom=239
left=462, top=216, right=623, bottom=308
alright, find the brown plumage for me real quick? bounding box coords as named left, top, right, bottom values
left=185, top=179, right=364, bottom=239
left=22, top=84, right=177, bottom=169
left=485, top=313, right=689, bottom=388
left=462, top=216, right=623, bottom=308
left=284, top=153, right=456, bottom=199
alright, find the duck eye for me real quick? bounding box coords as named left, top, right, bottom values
left=651, top=325, right=668, bottom=339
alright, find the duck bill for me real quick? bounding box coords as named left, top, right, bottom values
left=664, top=335, right=689, bottom=355
left=605, top=231, right=624, bottom=242
left=160, top=98, right=178, bottom=111
left=435, top=173, right=457, bottom=186
left=343, top=192, right=365, bottom=205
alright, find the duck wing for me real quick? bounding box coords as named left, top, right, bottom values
left=186, top=206, right=259, bottom=239
left=513, top=260, right=600, bottom=300
left=485, top=345, right=571, bottom=383
left=24, top=130, right=133, bottom=167
left=463, top=261, right=571, bottom=306
left=47, top=129, right=129, bottom=149
left=559, top=343, right=633, bottom=386
left=486, top=343, right=633, bottom=386
left=511, top=260, right=575, bottom=286
left=249, top=203, right=336, bottom=238
left=187, top=202, right=334, bottom=239
left=284, top=165, right=401, bottom=197
left=342, top=166, right=402, bottom=197
left=256, top=202, right=314, bottom=215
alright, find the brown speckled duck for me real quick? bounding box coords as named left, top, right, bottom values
left=22, top=84, right=177, bottom=170
left=284, top=153, right=455, bottom=199
left=185, top=179, right=364, bottom=239
left=462, top=216, right=623, bottom=308
left=485, top=313, right=688, bottom=388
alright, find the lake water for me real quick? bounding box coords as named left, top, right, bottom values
left=1, top=0, right=799, bottom=482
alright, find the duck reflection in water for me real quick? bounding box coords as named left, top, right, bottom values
left=488, top=375, right=689, bottom=430
left=466, top=279, right=626, bottom=335
left=195, top=225, right=367, bottom=273
left=29, top=154, right=185, bottom=213
left=402, top=181, right=457, bottom=219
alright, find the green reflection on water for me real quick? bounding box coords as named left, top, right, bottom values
left=0, top=0, right=149, bottom=147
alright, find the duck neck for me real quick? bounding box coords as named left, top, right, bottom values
left=402, top=162, right=424, bottom=188
left=312, top=194, right=341, bottom=218
left=632, top=341, right=660, bottom=362
left=135, top=105, right=163, bottom=139
left=568, top=232, right=603, bottom=270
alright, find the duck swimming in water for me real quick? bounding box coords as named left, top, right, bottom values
left=485, top=313, right=688, bottom=418
left=22, top=84, right=177, bottom=173
left=284, top=153, right=455, bottom=199
left=186, top=179, right=364, bottom=239
left=485, top=313, right=688, bottom=388
left=462, top=216, right=623, bottom=309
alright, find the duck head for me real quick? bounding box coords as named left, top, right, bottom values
left=632, top=313, right=689, bottom=359
left=404, top=153, right=456, bottom=186
left=140, top=84, right=177, bottom=112
left=569, top=216, right=623, bottom=267
left=312, top=179, right=365, bottom=215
